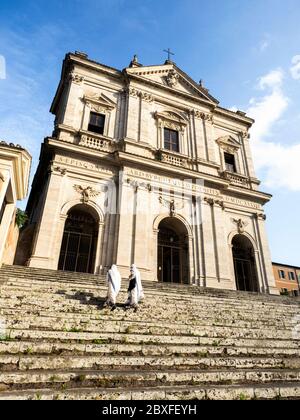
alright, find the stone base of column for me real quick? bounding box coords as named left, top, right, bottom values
left=28, top=256, right=54, bottom=270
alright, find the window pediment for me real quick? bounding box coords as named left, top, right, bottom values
left=84, top=93, right=116, bottom=114
left=155, top=110, right=187, bottom=131
left=216, top=135, right=241, bottom=154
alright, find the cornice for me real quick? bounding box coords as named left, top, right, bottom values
left=127, top=73, right=215, bottom=109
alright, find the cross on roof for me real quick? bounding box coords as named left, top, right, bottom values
left=163, top=48, right=175, bottom=62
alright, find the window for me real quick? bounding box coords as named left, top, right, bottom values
left=224, top=153, right=236, bottom=173
left=279, top=270, right=285, bottom=279
left=88, top=112, right=105, bottom=135
left=280, top=288, right=288, bottom=296
left=289, top=272, right=296, bottom=281
left=0, top=196, right=7, bottom=225
left=164, top=128, right=179, bottom=153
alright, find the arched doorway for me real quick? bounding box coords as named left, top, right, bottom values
left=232, top=235, right=259, bottom=292
left=158, top=217, right=189, bottom=284
left=58, top=205, right=99, bottom=273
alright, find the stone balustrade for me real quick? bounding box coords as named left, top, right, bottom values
left=220, top=171, right=251, bottom=188
left=79, top=132, right=115, bottom=153
left=157, top=149, right=192, bottom=169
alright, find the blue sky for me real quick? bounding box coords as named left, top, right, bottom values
left=0, top=0, right=299, bottom=265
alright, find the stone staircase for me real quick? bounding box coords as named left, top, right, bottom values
left=0, top=265, right=300, bottom=400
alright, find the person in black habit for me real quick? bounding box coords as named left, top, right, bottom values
left=125, top=264, right=144, bottom=311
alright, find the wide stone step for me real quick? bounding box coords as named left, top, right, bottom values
left=0, top=278, right=300, bottom=310
left=1, top=265, right=300, bottom=400
left=1, top=307, right=296, bottom=330
left=1, top=368, right=300, bottom=390
left=0, top=383, right=300, bottom=400
left=1, top=354, right=299, bottom=371
left=1, top=288, right=299, bottom=318
left=1, top=339, right=300, bottom=358
left=2, top=318, right=298, bottom=340
left=0, top=290, right=300, bottom=322
left=2, top=267, right=299, bottom=306
left=1, top=307, right=297, bottom=330
left=5, top=328, right=300, bottom=349
left=2, top=298, right=297, bottom=325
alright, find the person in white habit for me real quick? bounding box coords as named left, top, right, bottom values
left=104, top=264, right=122, bottom=311
left=125, top=264, right=144, bottom=311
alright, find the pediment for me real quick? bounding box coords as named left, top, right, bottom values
left=216, top=135, right=241, bottom=151
left=84, top=92, right=116, bottom=110
left=155, top=110, right=188, bottom=124
left=126, top=64, right=219, bottom=104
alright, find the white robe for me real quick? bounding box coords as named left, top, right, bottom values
left=106, top=265, right=121, bottom=306
left=126, top=265, right=144, bottom=306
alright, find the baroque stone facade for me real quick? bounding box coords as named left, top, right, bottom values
left=20, top=51, right=278, bottom=294
left=0, top=142, right=31, bottom=267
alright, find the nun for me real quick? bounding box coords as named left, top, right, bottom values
left=104, top=264, right=122, bottom=311
left=125, top=264, right=144, bottom=311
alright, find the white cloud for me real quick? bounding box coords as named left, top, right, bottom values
left=290, top=55, right=300, bottom=80
left=247, top=69, right=300, bottom=191
left=258, top=69, right=284, bottom=90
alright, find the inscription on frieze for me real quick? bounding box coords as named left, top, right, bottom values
left=55, top=155, right=115, bottom=175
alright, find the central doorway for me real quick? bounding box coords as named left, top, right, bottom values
left=58, top=205, right=99, bottom=273
left=232, top=235, right=259, bottom=292
left=158, top=218, right=189, bottom=284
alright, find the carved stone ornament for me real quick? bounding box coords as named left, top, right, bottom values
left=53, top=166, right=67, bottom=176
left=0, top=171, right=5, bottom=182
left=126, top=178, right=152, bottom=192
left=69, top=72, right=85, bottom=85
left=159, top=196, right=184, bottom=217
left=203, top=197, right=225, bottom=209
left=193, top=111, right=214, bottom=123
left=140, top=91, right=154, bottom=103
left=232, top=218, right=248, bottom=234
left=165, top=70, right=180, bottom=88
left=74, top=185, right=101, bottom=203
left=240, top=131, right=250, bottom=139
left=256, top=213, right=267, bottom=221
left=128, top=87, right=139, bottom=98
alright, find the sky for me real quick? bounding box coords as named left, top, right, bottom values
left=0, top=0, right=299, bottom=266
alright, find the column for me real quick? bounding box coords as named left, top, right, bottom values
left=29, top=169, right=66, bottom=270
left=152, top=228, right=159, bottom=282
left=201, top=198, right=217, bottom=285
left=200, top=113, right=216, bottom=163
left=115, top=180, right=135, bottom=278
left=213, top=204, right=232, bottom=286
left=94, top=222, right=104, bottom=274
left=187, top=235, right=195, bottom=284
left=255, top=215, right=279, bottom=295
left=125, top=88, right=140, bottom=141
left=140, top=93, right=153, bottom=144
left=62, top=73, right=85, bottom=131
left=133, top=185, right=153, bottom=280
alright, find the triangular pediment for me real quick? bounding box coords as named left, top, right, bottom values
left=216, top=135, right=241, bottom=150
left=84, top=92, right=116, bottom=109
left=125, top=63, right=219, bottom=104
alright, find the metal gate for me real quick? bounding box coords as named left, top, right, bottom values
left=58, top=208, right=98, bottom=274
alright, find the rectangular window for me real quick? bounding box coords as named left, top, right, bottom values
left=164, top=128, right=179, bottom=153
left=88, top=112, right=105, bottom=135
left=0, top=196, right=7, bottom=225
left=289, top=272, right=296, bottom=281
left=224, top=153, right=236, bottom=173
left=279, top=270, right=285, bottom=279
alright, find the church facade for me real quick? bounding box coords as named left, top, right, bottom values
left=20, top=51, right=278, bottom=294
